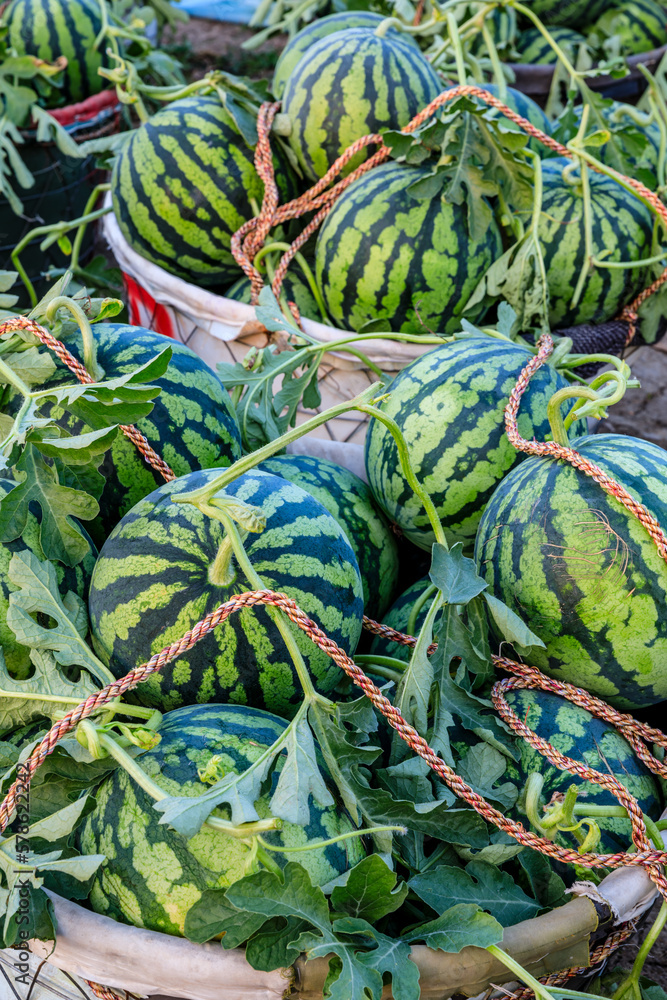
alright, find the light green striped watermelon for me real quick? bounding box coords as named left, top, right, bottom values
left=272, top=12, right=418, bottom=100
left=0, top=479, right=97, bottom=678
left=78, top=704, right=365, bottom=936
left=282, top=27, right=442, bottom=182
left=365, top=338, right=587, bottom=550
left=475, top=434, right=667, bottom=708
left=590, top=0, right=667, bottom=54
left=111, top=95, right=298, bottom=287
left=515, top=27, right=588, bottom=64
left=226, top=273, right=321, bottom=323
left=522, top=0, right=609, bottom=29
left=258, top=453, right=400, bottom=619
left=369, top=576, right=434, bottom=663
left=3, top=0, right=106, bottom=102
left=315, top=160, right=503, bottom=335
left=536, top=158, right=654, bottom=328
left=35, top=323, right=242, bottom=542
left=88, top=468, right=364, bottom=717
left=504, top=689, right=661, bottom=852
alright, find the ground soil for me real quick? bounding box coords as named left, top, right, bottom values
left=134, top=15, right=667, bottom=993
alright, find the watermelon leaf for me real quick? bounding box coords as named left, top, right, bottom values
left=270, top=713, right=333, bottom=826
left=30, top=425, right=119, bottom=465
left=457, top=744, right=518, bottom=811
left=0, top=346, right=56, bottom=386
left=517, top=849, right=569, bottom=911
left=466, top=228, right=551, bottom=333
left=429, top=542, right=488, bottom=605
left=408, top=861, right=540, bottom=927
left=330, top=855, right=408, bottom=923
left=483, top=593, right=546, bottom=650
left=245, top=915, right=310, bottom=971
left=329, top=917, right=420, bottom=1000
left=430, top=667, right=517, bottom=759
left=401, top=902, right=503, bottom=952
left=184, top=889, right=266, bottom=946
left=6, top=551, right=111, bottom=686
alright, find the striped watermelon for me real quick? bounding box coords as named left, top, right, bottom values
left=258, top=453, right=400, bottom=619
left=0, top=479, right=97, bottom=679
left=272, top=12, right=418, bottom=100
left=78, top=704, right=365, bottom=936
left=315, top=160, right=503, bottom=335
left=226, top=273, right=320, bottom=323
left=475, top=434, right=667, bottom=708
left=88, top=468, right=364, bottom=718
left=38, top=323, right=241, bottom=542
left=522, top=0, right=609, bottom=29
left=503, top=689, right=661, bottom=852
left=590, top=0, right=667, bottom=54
left=111, top=96, right=298, bottom=288
left=563, top=102, right=662, bottom=186
left=535, top=158, right=654, bottom=328
left=365, top=338, right=587, bottom=550
left=369, top=576, right=433, bottom=663
left=515, top=27, right=588, bottom=64
left=3, top=0, right=106, bottom=103
left=473, top=83, right=555, bottom=156
left=282, top=28, right=442, bottom=182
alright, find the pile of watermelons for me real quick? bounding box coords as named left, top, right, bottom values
left=1, top=2, right=667, bottom=999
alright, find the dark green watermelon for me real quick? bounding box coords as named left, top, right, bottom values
left=111, top=95, right=298, bottom=287
left=515, top=27, right=588, bottom=64
left=38, top=323, right=242, bottom=541
left=3, top=0, right=106, bottom=103
left=315, top=160, right=503, bottom=336
left=364, top=338, right=587, bottom=549
left=590, top=0, right=667, bottom=54
left=272, top=11, right=418, bottom=99
left=536, top=158, right=654, bottom=328
left=504, top=689, right=661, bottom=852
left=88, top=468, right=364, bottom=718
left=475, top=433, right=667, bottom=708
left=78, top=704, right=365, bottom=936
left=258, top=453, right=400, bottom=619
left=0, top=478, right=97, bottom=678
left=521, top=0, right=609, bottom=29
left=282, top=28, right=442, bottom=181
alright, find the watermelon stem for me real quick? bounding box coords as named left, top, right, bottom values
left=446, top=11, right=468, bottom=83
left=510, top=3, right=579, bottom=78
left=354, top=655, right=407, bottom=685
left=0, top=358, right=31, bottom=400
left=44, top=296, right=104, bottom=382
left=256, top=824, right=406, bottom=855
left=612, top=901, right=667, bottom=1000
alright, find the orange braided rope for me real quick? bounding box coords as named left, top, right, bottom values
left=0, top=316, right=176, bottom=483
left=234, top=85, right=667, bottom=341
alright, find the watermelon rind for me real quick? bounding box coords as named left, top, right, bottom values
left=88, top=468, right=364, bottom=718
left=258, top=453, right=400, bottom=619
left=475, top=433, right=667, bottom=708
left=78, top=704, right=365, bottom=936
left=315, top=160, right=503, bottom=336
left=282, top=27, right=442, bottom=181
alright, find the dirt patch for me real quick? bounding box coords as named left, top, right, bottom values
left=163, top=17, right=286, bottom=79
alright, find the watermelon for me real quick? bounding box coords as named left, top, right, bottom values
left=78, top=704, right=365, bottom=936
left=475, top=434, right=667, bottom=708
left=515, top=27, right=588, bottom=64
left=521, top=0, right=609, bottom=29
left=562, top=102, right=662, bottom=186
left=3, top=0, right=106, bottom=103
left=272, top=12, right=418, bottom=100
left=33, top=323, right=241, bottom=542
left=364, top=338, right=587, bottom=550
left=88, top=468, right=364, bottom=718
left=257, top=453, right=400, bottom=619
left=0, top=478, right=97, bottom=679
left=503, top=689, right=661, bottom=852
left=282, top=28, right=442, bottom=182
left=111, top=95, right=298, bottom=288
left=315, top=160, right=503, bottom=336
left=589, top=0, right=667, bottom=54
left=472, top=83, right=555, bottom=156
left=535, top=158, right=654, bottom=328
left=226, top=273, right=320, bottom=323
left=369, top=576, right=434, bottom=663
